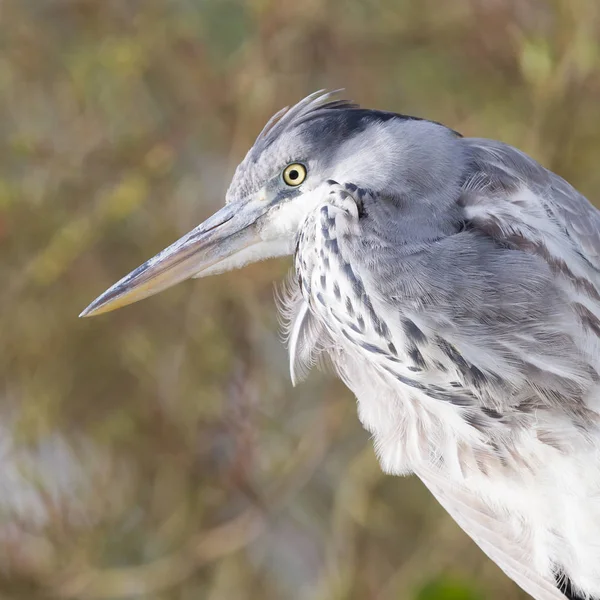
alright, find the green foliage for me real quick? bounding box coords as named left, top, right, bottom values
left=416, top=577, right=484, bottom=600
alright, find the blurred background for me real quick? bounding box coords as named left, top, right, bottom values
left=2, top=0, right=600, bottom=598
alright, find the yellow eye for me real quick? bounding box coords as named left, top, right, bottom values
left=282, top=163, right=307, bottom=186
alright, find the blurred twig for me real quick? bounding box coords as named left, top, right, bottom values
left=45, top=399, right=343, bottom=599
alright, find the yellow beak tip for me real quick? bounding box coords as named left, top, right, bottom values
left=78, top=303, right=106, bottom=318
left=78, top=293, right=128, bottom=318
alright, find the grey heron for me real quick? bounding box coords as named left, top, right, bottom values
left=81, top=91, right=600, bottom=600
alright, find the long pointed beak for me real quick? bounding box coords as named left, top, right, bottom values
left=80, top=199, right=264, bottom=317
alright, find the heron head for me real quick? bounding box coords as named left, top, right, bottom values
left=80, top=90, right=460, bottom=317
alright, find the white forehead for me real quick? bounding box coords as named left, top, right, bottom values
left=225, top=128, right=304, bottom=203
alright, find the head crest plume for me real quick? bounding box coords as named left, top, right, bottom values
left=253, top=89, right=359, bottom=153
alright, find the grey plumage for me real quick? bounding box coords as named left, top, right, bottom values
left=82, top=91, right=600, bottom=600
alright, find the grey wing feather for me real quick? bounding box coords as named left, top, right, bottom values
left=549, top=175, right=600, bottom=267
left=419, top=470, right=568, bottom=600
left=462, top=137, right=600, bottom=275
left=430, top=138, right=600, bottom=600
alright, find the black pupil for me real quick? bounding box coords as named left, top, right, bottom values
left=288, top=169, right=299, bottom=181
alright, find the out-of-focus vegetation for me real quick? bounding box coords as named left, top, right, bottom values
left=1, top=0, right=600, bottom=598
